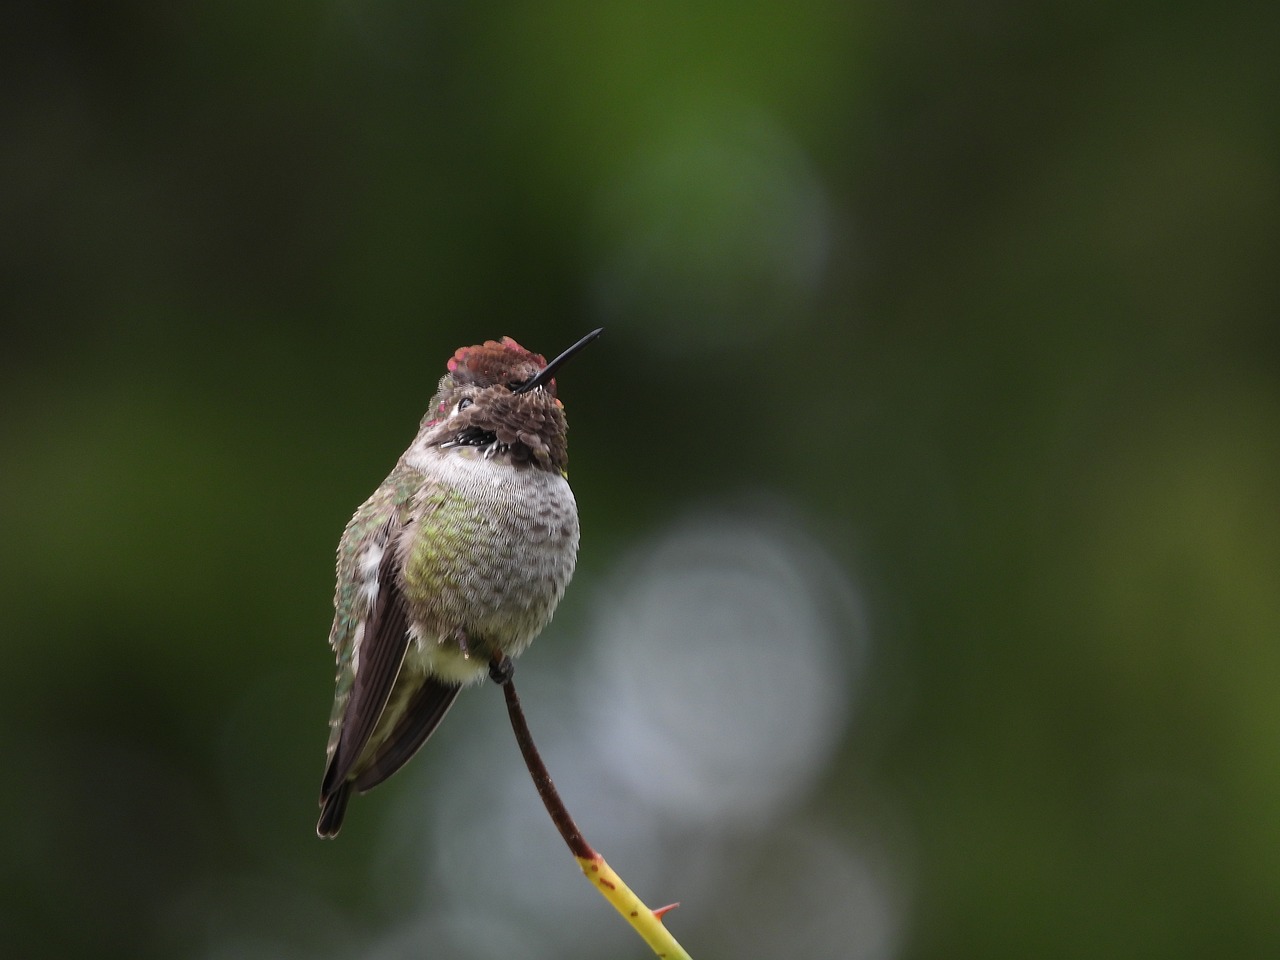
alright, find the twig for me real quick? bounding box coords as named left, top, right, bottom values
left=490, top=653, right=693, bottom=960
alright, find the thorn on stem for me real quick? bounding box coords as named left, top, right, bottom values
left=652, top=903, right=681, bottom=922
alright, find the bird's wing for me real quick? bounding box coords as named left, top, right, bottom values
left=320, top=498, right=413, bottom=801
left=352, top=675, right=463, bottom=792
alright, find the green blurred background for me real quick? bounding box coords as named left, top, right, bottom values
left=3, top=2, right=1278, bottom=958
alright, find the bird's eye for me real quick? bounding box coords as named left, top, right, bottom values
left=457, top=398, right=473, bottom=411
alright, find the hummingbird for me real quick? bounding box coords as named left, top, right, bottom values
left=316, top=328, right=601, bottom=838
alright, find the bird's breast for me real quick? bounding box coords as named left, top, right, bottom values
left=399, top=450, right=578, bottom=666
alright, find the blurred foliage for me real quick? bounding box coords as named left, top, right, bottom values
left=2, top=1, right=1278, bottom=958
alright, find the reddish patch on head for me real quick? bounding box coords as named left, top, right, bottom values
left=446, top=337, right=549, bottom=391
left=499, top=335, right=530, bottom=353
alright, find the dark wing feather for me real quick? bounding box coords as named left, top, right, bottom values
left=353, top=677, right=463, bottom=792
left=320, top=526, right=412, bottom=799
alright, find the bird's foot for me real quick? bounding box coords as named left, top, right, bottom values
left=488, top=652, right=514, bottom=686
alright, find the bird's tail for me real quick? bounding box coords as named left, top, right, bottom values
left=316, top=781, right=352, bottom=838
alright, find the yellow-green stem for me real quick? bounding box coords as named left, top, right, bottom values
left=576, top=853, right=693, bottom=960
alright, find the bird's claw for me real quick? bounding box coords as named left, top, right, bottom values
left=488, top=653, right=514, bottom=685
